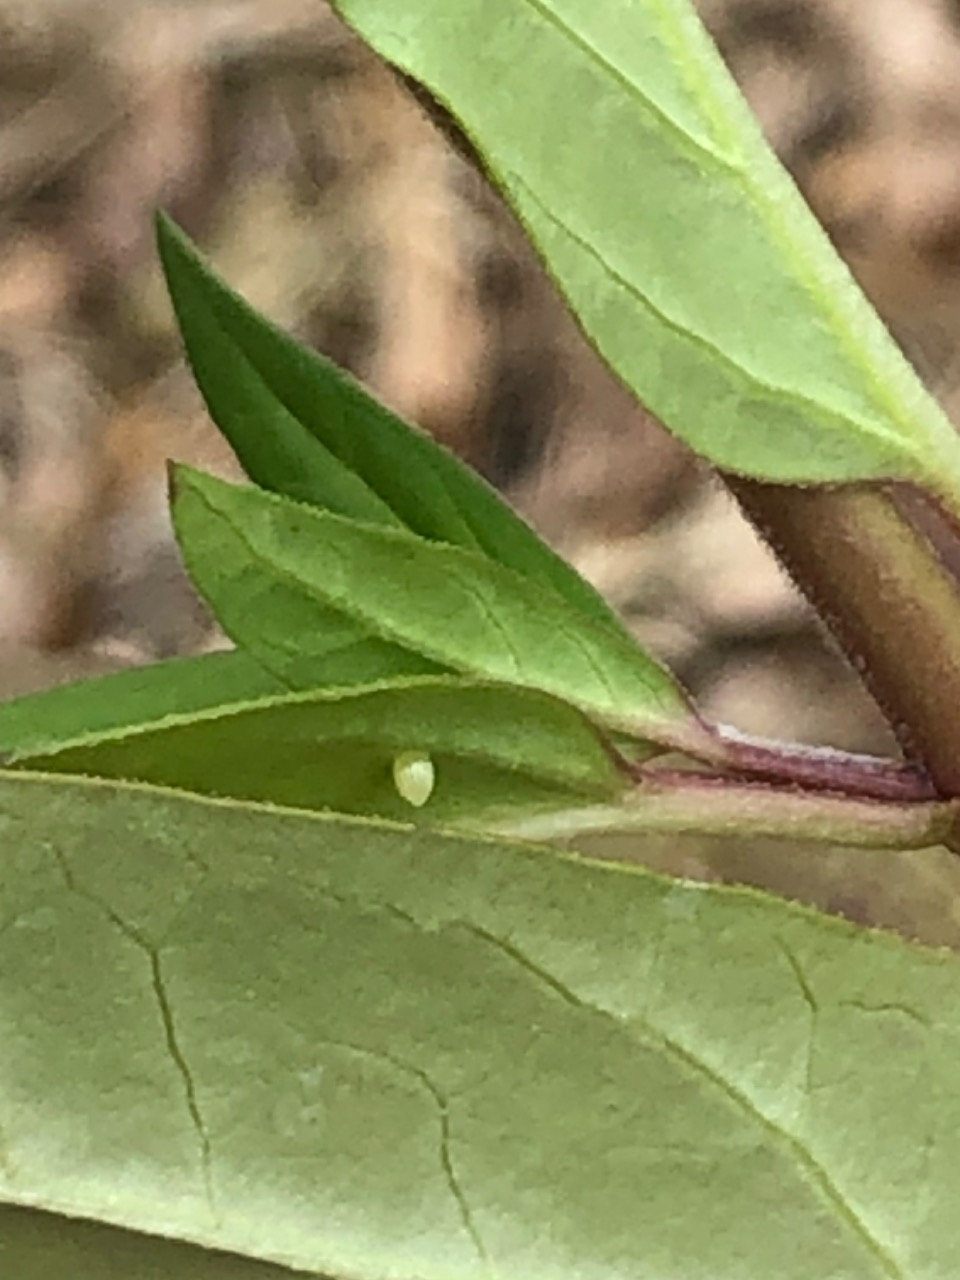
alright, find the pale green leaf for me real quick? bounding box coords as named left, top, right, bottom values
left=3, top=772, right=960, bottom=1277
left=171, top=467, right=703, bottom=748
left=331, top=0, right=960, bottom=495
left=10, top=677, right=627, bottom=825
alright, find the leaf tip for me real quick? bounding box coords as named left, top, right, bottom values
left=154, top=207, right=186, bottom=253
left=166, top=461, right=211, bottom=511
left=155, top=209, right=204, bottom=296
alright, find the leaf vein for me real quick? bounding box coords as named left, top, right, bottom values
left=776, top=939, right=819, bottom=1102
left=518, top=0, right=741, bottom=176
left=443, top=563, right=526, bottom=681
left=190, top=488, right=635, bottom=709
left=508, top=173, right=911, bottom=466
left=646, top=1026, right=902, bottom=1278
left=460, top=919, right=903, bottom=1278
left=48, top=847, right=217, bottom=1222
left=310, top=1037, right=489, bottom=1269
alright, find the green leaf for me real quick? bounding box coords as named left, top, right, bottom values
left=156, top=213, right=622, bottom=632
left=10, top=677, right=627, bottom=826
left=171, top=467, right=703, bottom=748
left=331, top=0, right=960, bottom=495
left=4, top=771, right=960, bottom=1277
left=0, top=1205, right=302, bottom=1280
left=190, top=599, right=443, bottom=694
left=0, top=651, right=283, bottom=759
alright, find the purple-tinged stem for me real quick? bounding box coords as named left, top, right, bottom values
left=495, top=771, right=955, bottom=851
left=724, top=478, right=960, bottom=802
left=696, top=724, right=936, bottom=802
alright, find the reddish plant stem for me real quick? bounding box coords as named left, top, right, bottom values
left=615, top=727, right=933, bottom=802
left=698, top=726, right=936, bottom=801
left=723, top=477, right=960, bottom=800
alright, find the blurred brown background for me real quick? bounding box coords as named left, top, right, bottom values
left=4, top=0, right=960, bottom=940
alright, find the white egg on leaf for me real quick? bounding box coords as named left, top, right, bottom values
left=392, top=750, right=436, bottom=808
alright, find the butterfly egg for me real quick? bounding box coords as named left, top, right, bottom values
left=392, top=750, right=436, bottom=808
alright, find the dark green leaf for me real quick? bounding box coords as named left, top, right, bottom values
left=11, top=677, right=627, bottom=825
left=0, top=651, right=282, bottom=759
left=157, top=213, right=625, bottom=630
left=0, top=1205, right=305, bottom=1280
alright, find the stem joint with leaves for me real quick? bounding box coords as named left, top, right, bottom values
left=7, top=3, right=960, bottom=1276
